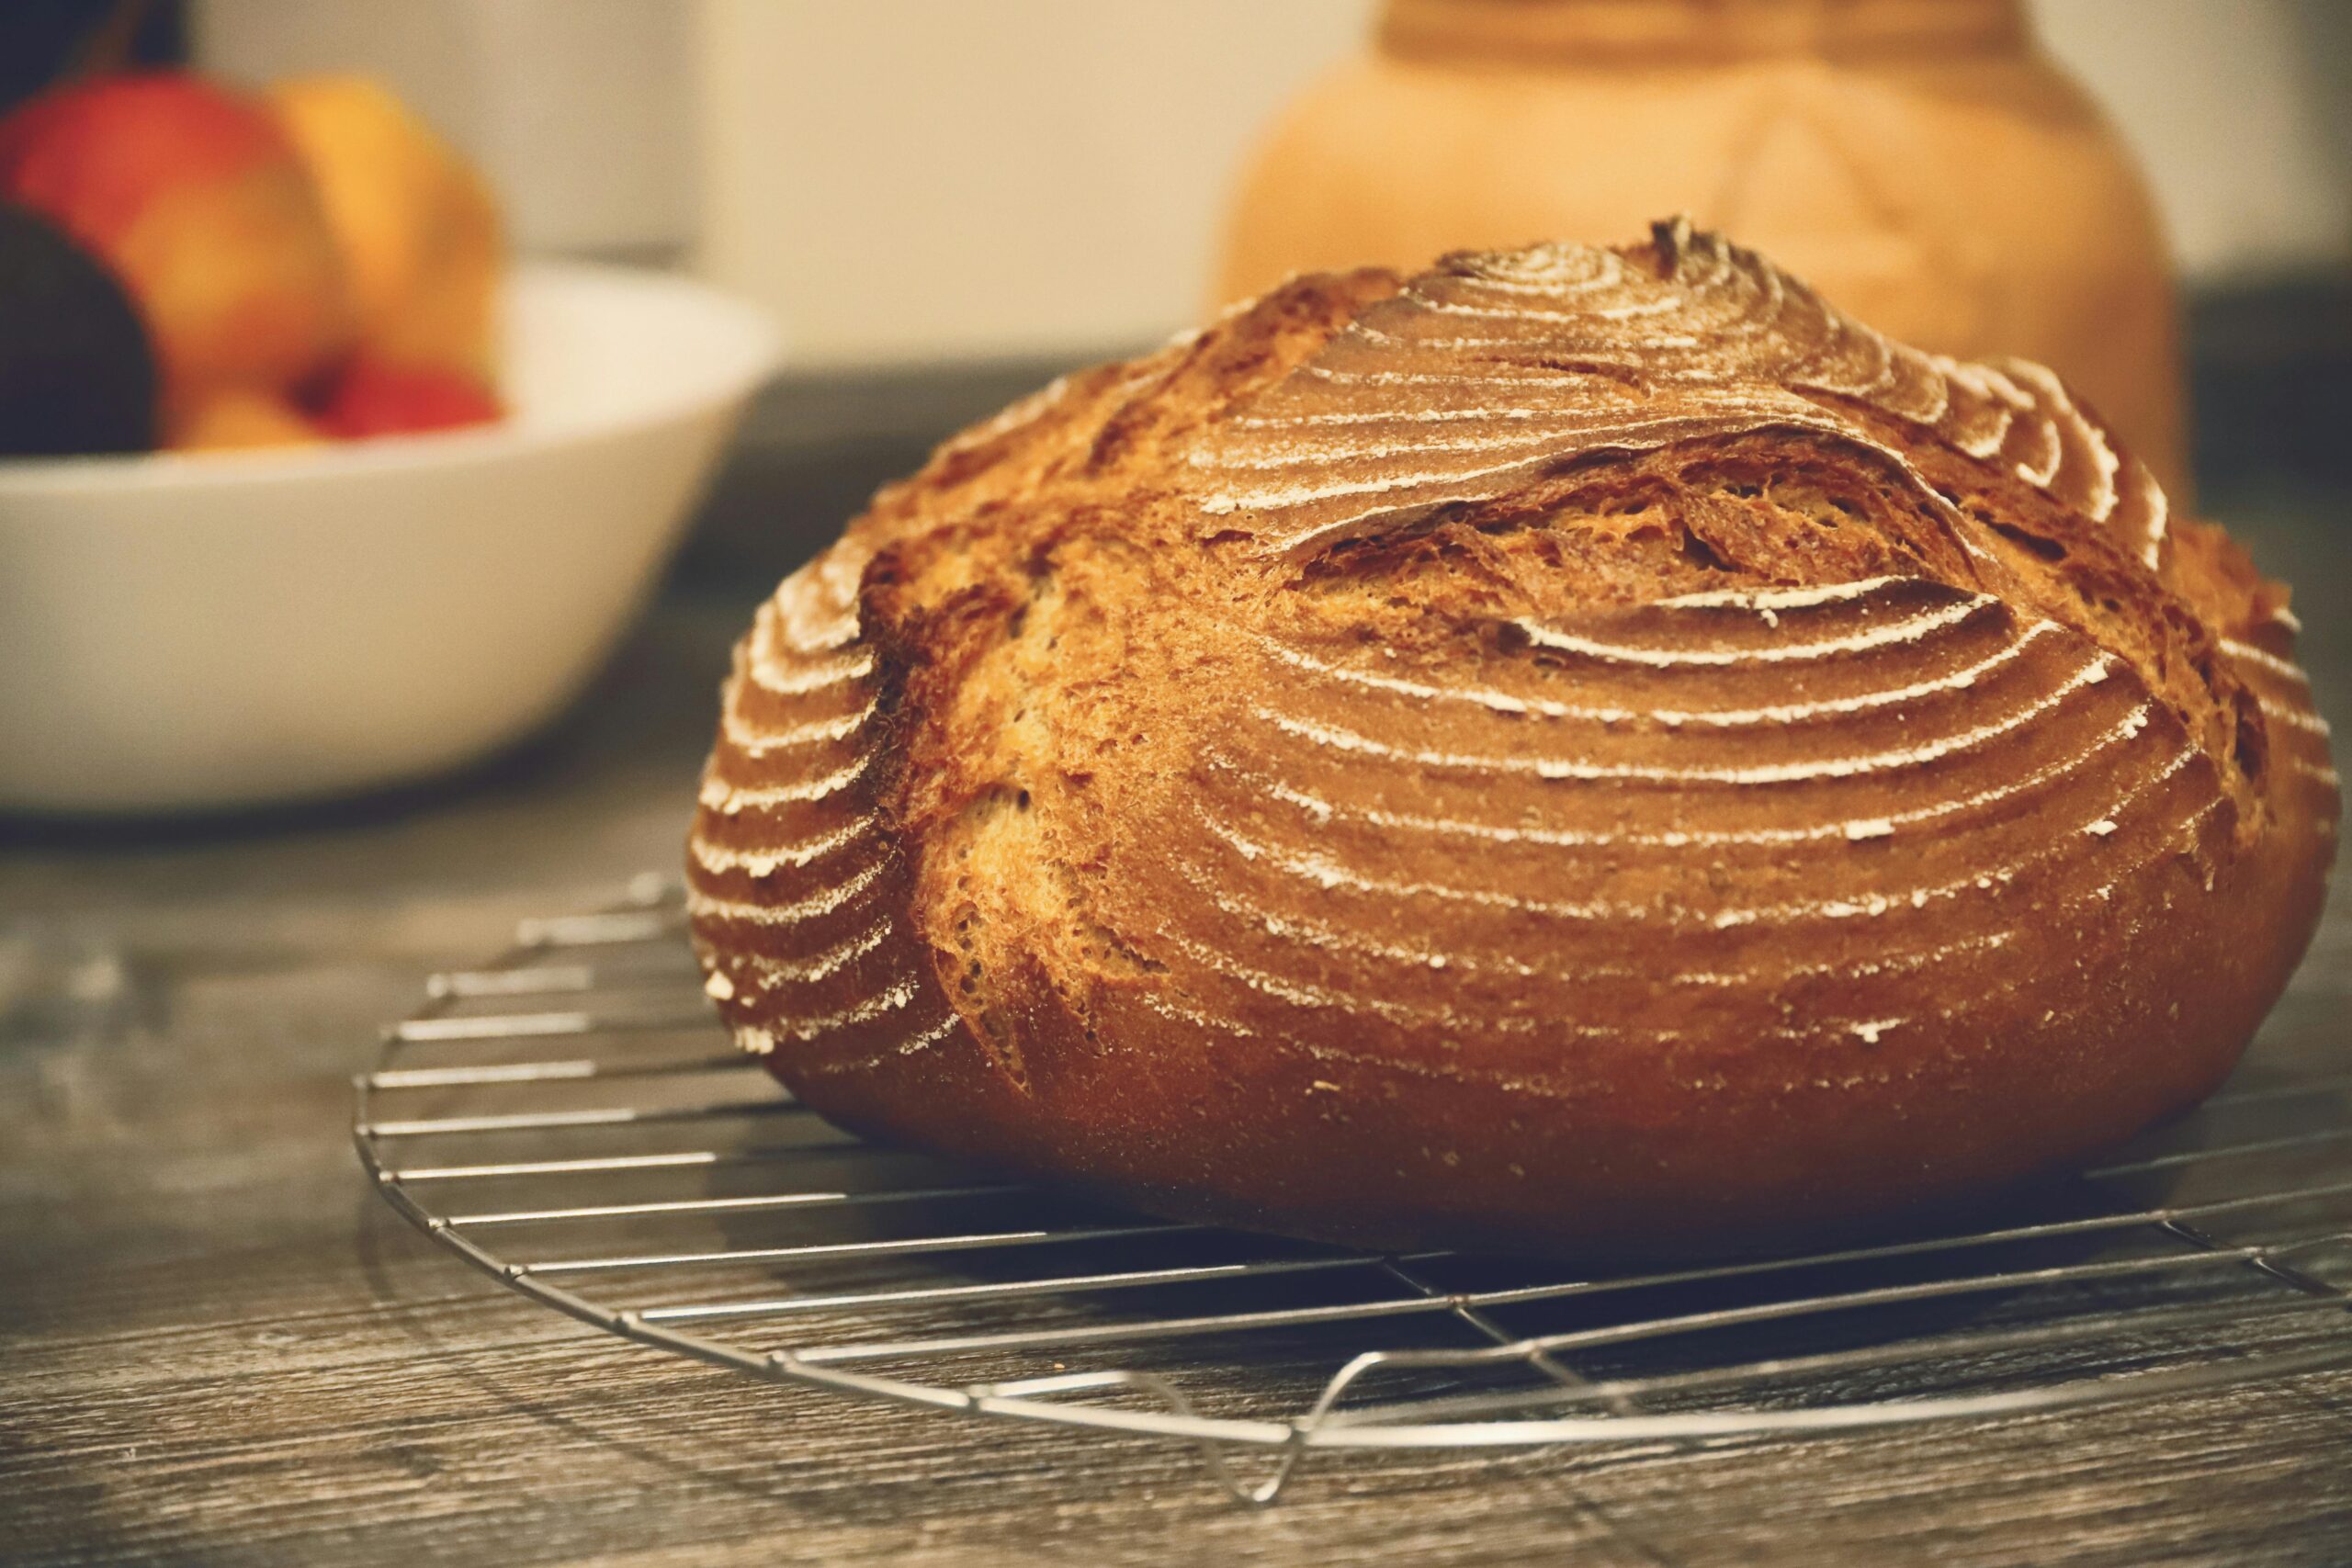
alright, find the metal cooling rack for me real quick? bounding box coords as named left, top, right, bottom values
left=356, top=877, right=2352, bottom=1503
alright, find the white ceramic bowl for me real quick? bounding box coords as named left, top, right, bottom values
left=0, top=262, right=779, bottom=815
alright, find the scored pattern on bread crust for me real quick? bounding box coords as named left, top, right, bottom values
left=690, top=558, right=2330, bottom=1085
left=1190, top=219, right=2166, bottom=569
left=685, top=226, right=2335, bottom=1255
left=690, top=544, right=969, bottom=1077
left=1114, top=581, right=2228, bottom=1073
left=2224, top=632, right=2342, bottom=798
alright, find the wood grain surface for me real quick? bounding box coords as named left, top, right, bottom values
left=3, top=459, right=2348, bottom=1567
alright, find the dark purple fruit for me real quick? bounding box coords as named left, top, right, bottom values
left=0, top=201, right=156, bottom=457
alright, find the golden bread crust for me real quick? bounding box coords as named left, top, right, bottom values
left=686, top=223, right=2335, bottom=1256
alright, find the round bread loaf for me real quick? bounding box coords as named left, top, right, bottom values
left=687, top=220, right=2335, bottom=1257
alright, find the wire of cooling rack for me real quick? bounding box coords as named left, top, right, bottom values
left=356, top=877, right=2352, bottom=1504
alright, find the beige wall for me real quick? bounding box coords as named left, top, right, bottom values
left=195, top=0, right=698, bottom=254
left=2039, top=0, right=2350, bottom=283
left=692, top=0, right=1374, bottom=366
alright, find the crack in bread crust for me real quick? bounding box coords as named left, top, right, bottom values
left=686, top=225, right=2335, bottom=1258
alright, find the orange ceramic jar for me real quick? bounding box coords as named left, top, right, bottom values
left=1215, top=0, right=2187, bottom=495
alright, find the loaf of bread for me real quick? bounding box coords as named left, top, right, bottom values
left=687, top=220, right=2335, bottom=1257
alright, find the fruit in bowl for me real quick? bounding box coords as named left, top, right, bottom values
left=0, top=203, right=156, bottom=456
left=0, top=72, right=352, bottom=413
left=0, top=65, right=782, bottom=812
left=314, top=355, right=503, bottom=441
left=0, top=258, right=781, bottom=813
left=0, top=68, right=502, bottom=455
left=269, top=74, right=501, bottom=385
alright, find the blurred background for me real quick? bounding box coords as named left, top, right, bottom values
left=186, top=0, right=2352, bottom=360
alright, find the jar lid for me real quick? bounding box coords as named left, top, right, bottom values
left=1378, top=0, right=2031, bottom=63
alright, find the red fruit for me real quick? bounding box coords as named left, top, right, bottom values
left=316, top=357, right=501, bottom=439
left=0, top=73, right=289, bottom=236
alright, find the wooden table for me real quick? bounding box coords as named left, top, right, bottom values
left=5, top=430, right=2349, bottom=1565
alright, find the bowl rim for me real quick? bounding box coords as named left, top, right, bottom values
left=0, top=259, right=784, bottom=499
